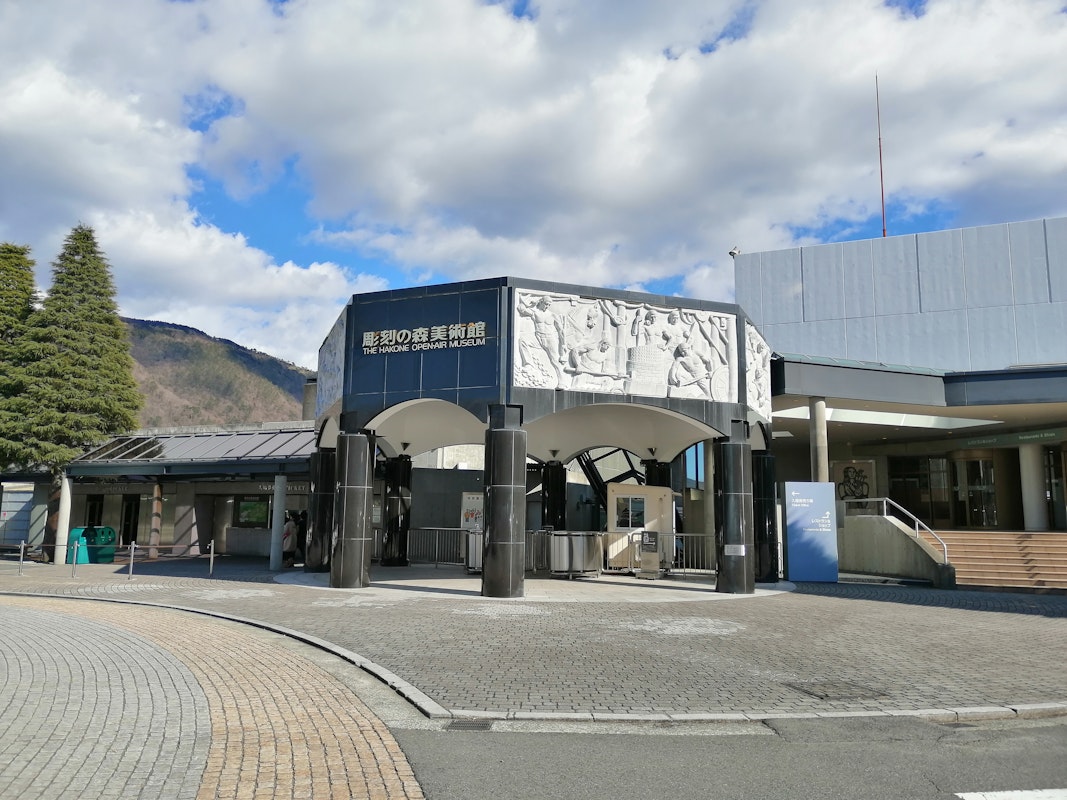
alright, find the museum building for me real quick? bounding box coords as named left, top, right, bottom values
left=7, top=216, right=1067, bottom=591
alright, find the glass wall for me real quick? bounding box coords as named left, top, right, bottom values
left=887, top=456, right=952, bottom=528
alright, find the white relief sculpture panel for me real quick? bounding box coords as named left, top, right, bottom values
left=512, top=289, right=737, bottom=402
left=745, top=323, right=772, bottom=420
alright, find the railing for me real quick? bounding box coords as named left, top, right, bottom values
left=11, top=539, right=219, bottom=580
left=405, top=527, right=465, bottom=567
left=596, top=530, right=718, bottom=577
left=672, top=532, right=717, bottom=576
left=843, top=497, right=949, bottom=564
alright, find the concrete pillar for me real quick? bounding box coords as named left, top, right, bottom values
left=173, top=484, right=199, bottom=556
left=305, top=450, right=335, bottom=573
left=752, top=451, right=779, bottom=583
left=702, top=441, right=716, bottom=542
left=717, top=422, right=755, bottom=595
left=269, top=475, right=287, bottom=571
left=54, top=475, right=72, bottom=565
left=331, top=431, right=375, bottom=589
left=541, top=460, right=567, bottom=531
left=381, top=455, right=413, bottom=566
left=809, top=397, right=829, bottom=482
left=482, top=405, right=527, bottom=598
left=1019, top=443, right=1049, bottom=531
left=149, top=481, right=163, bottom=559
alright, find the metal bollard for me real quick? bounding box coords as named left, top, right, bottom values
left=18, top=540, right=25, bottom=576
left=208, top=539, right=215, bottom=577
left=71, top=540, right=79, bottom=578
left=128, top=541, right=136, bottom=581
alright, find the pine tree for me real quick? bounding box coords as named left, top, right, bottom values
left=0, top=243, right=38, bottom=467
left=9, top=225, right=143, bottom=472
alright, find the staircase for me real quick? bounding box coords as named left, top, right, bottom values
left=920, top=530, right=1067, bottom=591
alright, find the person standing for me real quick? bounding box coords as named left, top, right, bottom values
left=282, top=512, right=298, bottom=568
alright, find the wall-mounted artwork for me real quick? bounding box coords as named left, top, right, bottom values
left=512, top=289, right=737, bottom=401
left=833, top=460, right=875, bottom=510
left=745, top=323, right=771, bottom=420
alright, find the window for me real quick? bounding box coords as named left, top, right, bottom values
left=615, top=496, right=645, bottom=529
left=232, top=495, right=271, bottom=527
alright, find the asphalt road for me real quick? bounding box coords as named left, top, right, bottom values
left=391, top=716, right=1067, bottom=800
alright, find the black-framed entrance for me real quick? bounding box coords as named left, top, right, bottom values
left=314, top=277, right=777, bottom=596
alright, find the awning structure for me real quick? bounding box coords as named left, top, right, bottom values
left=68, top=422, right=316, bottom=480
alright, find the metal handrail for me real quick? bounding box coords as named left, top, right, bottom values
left=843, top=497, right=949, bottom=564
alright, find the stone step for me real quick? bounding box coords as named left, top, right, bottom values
left=915, top=530, right=1067, bottom=590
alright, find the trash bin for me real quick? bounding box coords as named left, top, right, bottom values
left=88, top=526, right=117, bottom=564
left=465, top=530, right=483, bottom=573
left=65, top=528, right=90, bottom=564
left=549, top=531, right=602, bottom=579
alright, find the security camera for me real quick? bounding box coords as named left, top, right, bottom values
left=728, top=246, right=741, bottom=258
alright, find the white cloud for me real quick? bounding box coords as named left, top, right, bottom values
left=0, top=0, right=1065, bottom=376
left=96, top=207, right=387, bottom=368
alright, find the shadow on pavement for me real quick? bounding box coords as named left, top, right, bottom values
left=793, top=581, right=1067, bottom=617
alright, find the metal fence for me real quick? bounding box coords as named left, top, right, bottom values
left=7, top=540, right=217, bottom=580
left=405, top=527, right=466, bottom=567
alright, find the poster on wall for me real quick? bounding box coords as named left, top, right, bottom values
left=832, top=460, right=875, bottom=513
left=783, top=481, right=838, bottom=583
left=460, top=492, right=484, bottom=531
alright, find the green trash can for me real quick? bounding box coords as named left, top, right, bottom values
left=86, top=526, right=117, bottom=564
left=65, top=528, right=90, bottom=564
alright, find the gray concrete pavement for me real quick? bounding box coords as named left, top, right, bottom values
left=1, top=555, right=1066, bottom=798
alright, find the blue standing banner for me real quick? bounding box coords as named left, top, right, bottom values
left=783, top=482, right=838, bottom=582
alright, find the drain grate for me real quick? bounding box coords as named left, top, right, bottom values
left=784, top=680, right=887, bottom=701
left=446, top=719, right=494, bottom=731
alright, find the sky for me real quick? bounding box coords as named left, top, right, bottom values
left=1, top=0, right=1065, bottom=369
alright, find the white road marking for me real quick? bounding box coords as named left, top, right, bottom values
left=957, top=791, right=1067, bottom=799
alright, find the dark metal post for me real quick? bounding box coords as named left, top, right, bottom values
left=752, top=451, right=779, bottom=583
left=330, top=431, right=375, bottom=589
left=305, top=449, right=335, bottom=573
left=541, top=460, right=567, bottom=532
left=482, top=405, right=527, bottom=598
left=641, top=459, right=672, bottom=488
left=716, top=422, right=755, bottom=594
left=381, top=455, right=412, bottom=566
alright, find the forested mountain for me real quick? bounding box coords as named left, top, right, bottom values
left=125, top=318, right=312, bottom=429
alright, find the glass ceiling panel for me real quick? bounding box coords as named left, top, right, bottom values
left=117, top=438, right=167, bottom=460
left=191, top=433, right=243, bottom=459
left=154, top=436, right=205, bottom=460
left=224, top=432, right=278, bottom=459
left=73, top=426, right=316, bottom=466
left=262, top=431, right=316, bottom=458
left=84, top=437, right=135, bottom=460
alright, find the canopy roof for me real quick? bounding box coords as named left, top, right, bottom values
left=68, top=422, right=315, bottom=480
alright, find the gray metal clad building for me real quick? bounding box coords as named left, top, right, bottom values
left=735, top=216, right=1067, bottom=533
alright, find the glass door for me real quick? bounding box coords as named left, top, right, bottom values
left=1047, top=448, right=1066, bottom=531
left=952, top=458, right=997, bottom=528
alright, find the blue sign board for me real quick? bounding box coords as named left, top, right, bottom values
left=783, top=482, right=838, bottom=582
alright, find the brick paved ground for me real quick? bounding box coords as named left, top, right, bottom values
left=2, top=556, right=1065, bottom=723
left=0, top=595, right=423, bottom=800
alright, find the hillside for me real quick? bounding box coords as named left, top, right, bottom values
left=125, top=319, right=313, bottom=429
